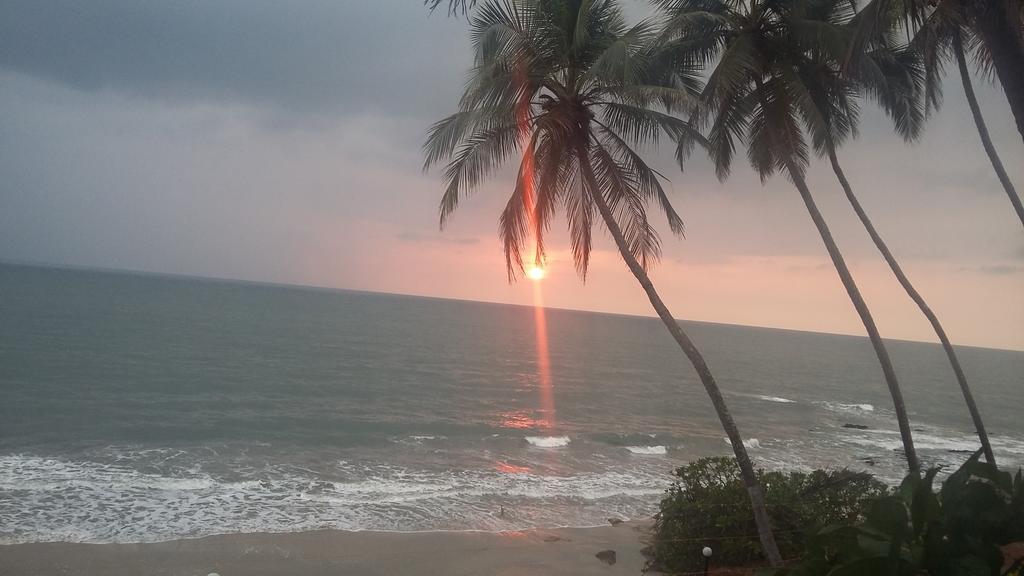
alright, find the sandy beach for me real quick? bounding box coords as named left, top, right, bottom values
left=0, top=521, right=659, bottom=576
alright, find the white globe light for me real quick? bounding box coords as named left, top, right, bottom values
left=702, top=546, right=713, bottom=558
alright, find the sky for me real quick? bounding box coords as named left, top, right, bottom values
left=1, top=0, right=1022, bottom=351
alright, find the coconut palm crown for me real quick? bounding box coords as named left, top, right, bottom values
left=657, top=0, right=922, bottom=181
left=424, top=0, right=702, bottom=280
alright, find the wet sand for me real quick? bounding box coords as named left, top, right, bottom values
left=0, top=521, right=658, bottom=576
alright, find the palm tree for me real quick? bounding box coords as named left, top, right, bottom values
left=805, top=14, right=1000, bottom=464
left=657, top=0, right=922, bottom=474
left=423, top=0, right=784, bottom=565
left=854, top=0, right=1024, bottom=226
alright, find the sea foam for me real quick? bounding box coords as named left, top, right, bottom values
left=723, top=438, right=761, bottom=449
left=821, top=402, right=875, bottom=414
left=0, top=453, right=668, bottom=544
left=756, top=395, right=796, bottom=404
left=626, top=446, right=667, bottom=455
left=524, top=436, right=570, bottom=448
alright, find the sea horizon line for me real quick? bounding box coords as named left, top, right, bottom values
left=3, top=257, right=1021, bottom=354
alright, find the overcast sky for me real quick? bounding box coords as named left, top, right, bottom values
left=1, top=0, right=1022, bottom=351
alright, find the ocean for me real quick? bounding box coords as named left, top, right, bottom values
left=1, top=263, right=1021, bottom=544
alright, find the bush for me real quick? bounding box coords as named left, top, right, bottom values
left=649, top=457, right=887, bottom=572
left=760, top=451, right=1024, bottom=576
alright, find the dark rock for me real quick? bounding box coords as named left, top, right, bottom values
left=607, top=518, right=624, bottom=526
left=861, top=457, right=876, bottom=466
left=595, top=550, right=617, bottom=565
left=843, top=424, right=870, bottom=430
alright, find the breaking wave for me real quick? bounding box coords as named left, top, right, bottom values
left=755, top=395, right=796, bottom=404
left=524, top=436, right=570, bottom=448
left=821, top=402, right=875, bottom=414
left=626, top=446, right=667, bottom=455
left=0, top=453, right=668, bottom=545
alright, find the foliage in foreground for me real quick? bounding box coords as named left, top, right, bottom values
left=650, top=457, right=887, bottom=572
left=761, top=451, right=1024, bottom=576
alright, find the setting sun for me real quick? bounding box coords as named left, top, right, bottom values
left=527, top=266, right=546, bottom=281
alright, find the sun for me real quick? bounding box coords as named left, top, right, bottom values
left=527, top=266, right=546, bottom=281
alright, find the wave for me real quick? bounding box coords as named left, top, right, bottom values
left=626, top=446, right=667, bottom=455
left=589, top=432, right=676, bottom=447
left=755, top=395, right=796, bottom=404
left=524, top=436, right=570, bottom=448
left=841, top=428, right=1011, bottom=454
left=820, top=402, right=875, bottom=414
left=395, top=435, right=447, bottom=445
left=723, top=438, right=761, bottom=449
left=0, top=453, right=668, bottom=544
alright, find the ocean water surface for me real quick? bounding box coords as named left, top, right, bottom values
left=1, top=263, right=1022, bottom=543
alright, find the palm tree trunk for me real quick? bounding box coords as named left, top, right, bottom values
left=827, top=146, right=996, bottom=465
left=575, top=141, right=784, bottom=567
left=953, top=31, right=1024, bottom=229
left=781, top=156, right=921, bottom=475
left=973, top=2, right=1024, bottom=143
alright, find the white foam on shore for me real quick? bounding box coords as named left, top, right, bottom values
left=0, top=453, right=667, bottom=545
left=625, top=446, right=667, bottom=455
left=524, top=436, right=570, bottom=448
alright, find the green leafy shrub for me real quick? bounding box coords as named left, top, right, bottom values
left=649, top=457, right=887, bottom=572
left=761, top=451, right=1024, bottom=576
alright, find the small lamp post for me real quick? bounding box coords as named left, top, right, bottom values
left=702, top=546, right=713, bottom=576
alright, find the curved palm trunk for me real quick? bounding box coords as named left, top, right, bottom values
left=575, top=142, right=784, bottom=567
left=827, top=146, right=996, bottom=465
left=781, top=157, right=921, bottom=475
left=953, top=32, right=1024, bottom=229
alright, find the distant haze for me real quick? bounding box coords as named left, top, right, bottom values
left=1, top=0, right=1022, bottom=350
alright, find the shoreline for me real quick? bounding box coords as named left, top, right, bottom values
left=0, top=521, right=659, bottom=575
left=0, top=520, right=652, bottom=547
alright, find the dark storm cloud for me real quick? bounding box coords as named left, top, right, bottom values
left=0, top=0, right=467, bottom=116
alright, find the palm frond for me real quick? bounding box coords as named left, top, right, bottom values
left=705, top=84, right=753, bottom=180
left=438, top=119, right=524, bottom=228
left=498, top=132, right=540, bottom=280
left=597, top=122, right=687, bottom=236
left=566, top=154, right=595, bottom=280
left=600, top=101, right=698, bottom=145
left=423, top=104, right=518, bottom=170
left=589, top=140, right=663, bottom=269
